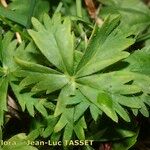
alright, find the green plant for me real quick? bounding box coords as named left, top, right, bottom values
left=0, top=0, right=150, bottom=150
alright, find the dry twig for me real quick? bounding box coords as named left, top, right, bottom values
left=84, top=0, right=103, bottom=26
left=16, top=32, right=22, bottom=44
left=7, top=95, right=20, bottom=119
left=0, top=0, right=8, bottom=8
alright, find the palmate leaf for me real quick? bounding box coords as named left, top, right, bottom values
left=77, top=71, right=143, bottom=122
left=75, top=16, right=134, bottom=77
left=10, top=82, right=48, bottom=117
left=124, top=46, right=150, bottom=117
left=16, top=13, right=149, bottom=141
left=28, top=13, right=74, bottom=75
left=0, top=32, right=16, bottom=126
left=14, top=61, right=68, bottom=95
left=98, top=0, right=150, bottom=34
left=0, top=32, right=52, bottom=126
left=79, top=85, right=132, bottom=122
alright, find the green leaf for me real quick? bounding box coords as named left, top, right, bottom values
left=31, top=74, right=68, bottom=94
left=74, top=117, right=87, bottom=140
left=75, top=16, right=134, bottom=77
left=54, top=109, right=71, bottom=133
left=54, top=111, right=87, bottom=141
left=125, top=48, right=150, bottom=75
left=0, top=32, right=68, bottom=120
left=27, top=128, right=42, bottom=141
left=0, top=32, right=16, bottom=70
left=0, top=0, right=50, bottom=27
left=28, top=14, right=74, bottom=75
left=77, top=71, right=142, bottom=108
left=124, top=47, right=150, bottom=116
left=114, top=95, right=141, bottom=109
left=77, top=70, right=143, bottom=121
left=15, top=58, right=60, bottom=74
left=112, top=129, right=139, bottom=150
left=0, top=78, right=8, bottom=126
left=79, top=85, right=118, bottom=122
left=11, top=82, right=48, bottom=117
left=90, top=104, right=102, bottom=121
left=97, top=92, right=118, bottom=122
left=2, top=133, right=38, bottom=150
left=54, top=86, right=87, bottom=141
left=66, top=90, right=90, bottom=122
left=54, top=85, right=74, bottom=117
left=18, top=72, right=68, bottom=94
left=99, top=0, right=150, bottom=34
left=0, top=6, right=27, bottom=27
left=74, top=101, right=89, bottom=122
left=63, top=124, right=73, bottom=141
left=13, top=11, right=150, bottom=145
left=42, top=116, right=59, bottom=138
left=113, top=101, right=130, bottom=122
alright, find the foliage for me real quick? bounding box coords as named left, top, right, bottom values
left=0, top=0, right=150, bottom=150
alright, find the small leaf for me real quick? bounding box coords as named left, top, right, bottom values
left=42, top=116, right=58, bottom=138
left=74, top=117, right=87, bottom=140
left=90, top=104, right=102, bottom=121
left=97, top=92, right=118, bottom=122
left=74, top=101, right=89, bottom=122
left=113, top=101, right=130, bottom=122
left=15, top=58, right=60, bottom=74
left=63, top=124, right=73, bottom=141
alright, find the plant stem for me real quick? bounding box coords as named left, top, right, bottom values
left=76, top=0, right=88, bottom=49
left=76, top=0, right=84, bottom=35
left=76, top=0, right=82, bottom=18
